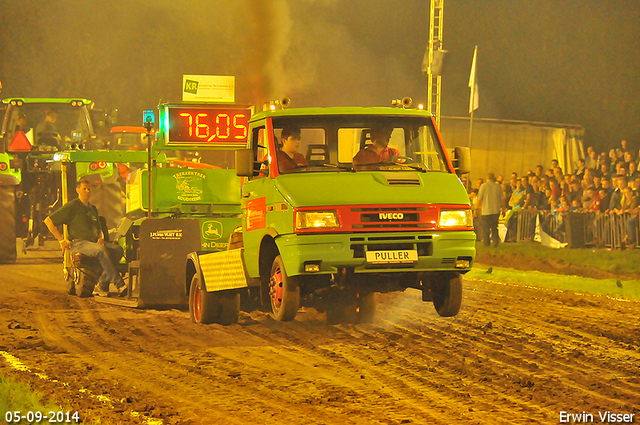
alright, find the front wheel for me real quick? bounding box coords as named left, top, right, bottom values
left=430, top=272, right=463, bottom=317
left=269, top=255, right=300, bottom=321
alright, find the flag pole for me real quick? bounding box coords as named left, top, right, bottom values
left=468, top=46, right=478, bottom=153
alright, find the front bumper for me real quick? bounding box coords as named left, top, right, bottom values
left=275, top=230, right=476, bottom=276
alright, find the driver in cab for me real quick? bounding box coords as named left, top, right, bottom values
left=35, top=108, right=61, bottom=150
left=352, top=123, right=399, bottom=168
left=276, top=126, right=308, bottom=173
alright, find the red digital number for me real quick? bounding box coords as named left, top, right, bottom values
left=176, top=110, right=248, bottom=143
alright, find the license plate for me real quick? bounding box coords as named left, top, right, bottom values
left=365, top=250, right=418, bottom=264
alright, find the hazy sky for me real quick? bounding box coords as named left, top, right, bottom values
left=1, top=0, right=638, bottom=152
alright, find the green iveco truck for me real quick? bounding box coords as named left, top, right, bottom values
left=185, top=101, right=475, bottom=324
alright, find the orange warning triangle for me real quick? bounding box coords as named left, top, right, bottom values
left=8, top=131, right=32, bottom=152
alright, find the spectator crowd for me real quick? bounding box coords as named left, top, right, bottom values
left=468, top=139, right=640, bottom=249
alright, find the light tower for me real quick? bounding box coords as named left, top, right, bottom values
left=426, top=0, right=444, bottom=129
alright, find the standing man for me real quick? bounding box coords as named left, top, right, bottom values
left=477, top=173, right=504, bottom=248
left=44, top=179, right=124, bottom=296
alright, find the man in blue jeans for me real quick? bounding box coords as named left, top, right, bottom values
left=477, top=173, right=504, bottom=247
left=44, top=179, right=124, bottom=296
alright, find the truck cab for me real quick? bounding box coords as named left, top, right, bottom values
left=189, top=104, right=475, bottom=324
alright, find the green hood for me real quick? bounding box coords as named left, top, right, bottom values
left=274, top=171, right=470, bottom=207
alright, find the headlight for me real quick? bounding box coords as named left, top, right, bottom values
left=296, top=211, right=339, bottom=230
left=438, top=209, right=473, bottom=228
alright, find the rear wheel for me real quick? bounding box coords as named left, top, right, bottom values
left=189, top=274, right=218, bottom=324
left=431, top=272, right=463, bottom=317
left=0, top=186, right=17, bottom=264
left=269, top=255, right=300, bottom=321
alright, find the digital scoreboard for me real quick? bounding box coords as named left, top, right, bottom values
left=165, top=104, right=252, bottom=147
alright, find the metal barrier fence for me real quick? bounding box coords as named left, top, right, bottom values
left=507, top=210, right=639, bottom=249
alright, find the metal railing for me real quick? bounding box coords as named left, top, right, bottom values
left=504, top=209, right=639, bottom=249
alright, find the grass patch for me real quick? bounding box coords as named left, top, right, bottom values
left=0, top=372, right=65, bottom=424
left=476, top=242, right=640, bottom=277
left=468, top=265, right=640, bottom=300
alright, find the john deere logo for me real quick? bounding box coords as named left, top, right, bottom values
left=174, top=171, right=205, bottom=202
left=184, top=79, right=199, bottom=95
left=202, top=221, right=223, bottom=240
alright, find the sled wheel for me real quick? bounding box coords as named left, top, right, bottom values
left=0, top=186, right=17, bottom=264
left=189, top=274, right=219, bottom=324
left=269, top=255, right=300, bottom=321
left=431, top=272, right=463, bottom=317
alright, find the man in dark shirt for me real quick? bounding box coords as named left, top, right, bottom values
left=44, top=179, right=124, bottom=296
left=353, top=123, right=400, bottom=167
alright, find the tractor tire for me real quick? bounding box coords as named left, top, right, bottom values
left=218, top=291, right=241, bottom=326
left=269, top=255, right=300, bottom=322
left=431, top=272, right=463, bottom=317
left=77, top=272, right=96, bottom=298
left=0, top=186, right=17, bottom=264
left=189, top=274, right=219, bottom=324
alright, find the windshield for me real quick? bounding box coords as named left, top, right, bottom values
left=269, top=115, right=449, bottom=174
left=3, top=102, right=93, bottom=151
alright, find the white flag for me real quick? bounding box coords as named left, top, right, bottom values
left=469, top=46, right=479, bottom=114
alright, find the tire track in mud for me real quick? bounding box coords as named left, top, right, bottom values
left=2, top=255, right=640, bottom=425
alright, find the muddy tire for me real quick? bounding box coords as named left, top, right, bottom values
left=431, top=272, right=463, bottom=317
left=0, top=186, right=17, bottom=264
left=269, top=255, right=300, bottom=322
left=77, top=272, right=96, bottom=298
left=218, top=291, right=240, bottom=326
left=189, top=274, right=219, bottom=324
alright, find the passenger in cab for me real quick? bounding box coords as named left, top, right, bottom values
left=352, top=123, right=399, bottom=167
left=276, top=126, right=308, bottom=173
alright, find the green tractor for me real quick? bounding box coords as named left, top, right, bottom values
left=0, top=98, right=108, bottom=263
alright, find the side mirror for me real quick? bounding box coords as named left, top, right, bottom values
left=236, top=149, right=254, bottom=177
left=453, top=146, right=471, bottom=175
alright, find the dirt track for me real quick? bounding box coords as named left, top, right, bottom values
left=1, top=243, right=639, bottom=424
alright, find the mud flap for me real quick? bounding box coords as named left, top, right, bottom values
left=0, top=186, right=17, bottom=264
left=198, top=249, right=248, bottom=292
left=138, top=218, right=201, bottom=307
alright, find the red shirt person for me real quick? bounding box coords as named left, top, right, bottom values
left=276, top=126, right=308, bottom=173
left=353, top=123, right=400, bottom=167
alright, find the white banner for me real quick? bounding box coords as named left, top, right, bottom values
left=182, top=75, right=235, bottom=103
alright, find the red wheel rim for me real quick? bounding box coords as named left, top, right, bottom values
left=193, top=282, right=202, bottom=322
left=271, top=266, right=283, bottom=310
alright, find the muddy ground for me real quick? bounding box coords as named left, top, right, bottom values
left=1, top=242, right=639, bottom=424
